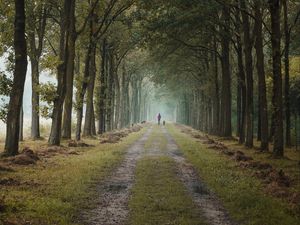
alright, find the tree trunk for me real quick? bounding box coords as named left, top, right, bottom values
left=295, top=114, right=298, bottom=151
left=75, top=2, right=97, bottom=140
left=27, top=3, right=47, bottom=140
left=213, top=37, right=220, bottom=135
left=240, top=0, right=254, bottom=148
left=119, top=62, right=127, bottom=128
left=106, top=51, right=114, bottom=131
left=237, top=81, right=241, bottom=137
left=283, top=0, right=291, bottom=147
left=48, top=0, right=72, bottom=145
left=75, top=43, right=92, bottom=141
left=4, top=0, right=28, bottom=156
left=269, top=0, right=284, bottom=157
left=125, top=81, right=130, bottom=126
left=62, top=5, right=76, bottom=139
left=30, top=58, right=40, bottom=139
left=220, top=5, right=232, bottom=137
left=91, top=102, right=96, bottom=135
left=114, top=67, right=120, bottom=129
left=257, top=102, right=261, bottom=141
left=98, top=39, right=106, bottom=134
left=254, top=0, right=269, bottom=150
left=19, top=105, right=24, bottom=142
left=83, top=46, right=96, bottom=136
left=131, top=79, right=139, bottom=124
left=234, top=5, right=246, bottom=144
left=26, top=3, right=48, bottom=140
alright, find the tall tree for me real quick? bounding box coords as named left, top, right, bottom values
left=4, top=0, right=28, bottom=156
left=61, top=0, right=77, bottom=139
left=220, top=5, right=232, bottom=137
left=97, top=38, right=107, bottom=134
left=27, top=1, right=47, bottom=140
left=62, top=0, right=100, bottom=139
left=254, top=0, right=269, bottom=151
left=240, top=0, right=254, bottom=148
left=48, top=0, right=73, bottom=145
left=283, top=0, right=292, bottom=147
left=268, top=0, right=284, bottom=157
left=233, top=5, right=246, bottom=144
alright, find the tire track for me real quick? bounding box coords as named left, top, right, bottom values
left=80, top=127, right=152, bottom=225
left=162, top=127, right=237, bottom=225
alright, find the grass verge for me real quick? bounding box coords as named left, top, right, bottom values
left=128, top=156, right=207, bottom=225
left=0, top=128, right=146, bottom=225
left=167, top=124, right=300, bottom=225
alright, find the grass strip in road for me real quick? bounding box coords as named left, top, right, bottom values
left=129, top=156, right=207, bottom=225
left=144, top=125, right=167, bottom=151
left=0, top=128, right=146, bottom=225
left=167, top=124, right=299, bottom=225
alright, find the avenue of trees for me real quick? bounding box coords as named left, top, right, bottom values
left=0, top=0, right=300, bottom=158
left=0, top=0, right=151, bottom=156
left=136, top=0, right=300, bottom=157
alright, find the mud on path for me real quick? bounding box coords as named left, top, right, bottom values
left=80, top=127, right=152, bottom=225
left=162, top=127, right=237, bottom=225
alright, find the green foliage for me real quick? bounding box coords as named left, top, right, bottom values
left=40, top=55, right=62, bottom=75
left=38, top=82, right=57, bottom=118
left=0, top=0, right=14, bottom=55
left=0, top=71, right=12, bottom=95
left=0, top=71, right=12, bottom=122
left=0, top=103, right=8, bottom=123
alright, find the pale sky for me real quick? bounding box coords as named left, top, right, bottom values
left=0, top=56, right=56, bottom=136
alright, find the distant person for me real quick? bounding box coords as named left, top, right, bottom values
left=157, top=113, right=161, bottom=125
left=163, top=120, right=165, bottom=126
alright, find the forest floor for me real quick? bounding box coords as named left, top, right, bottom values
left=0, top=124, right=299, bottom=225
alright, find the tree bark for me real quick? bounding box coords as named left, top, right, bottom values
left=75, top=43, right=92, bottom=141
left=213, top=37, right=220, bottom=135
left=62, top=3, right=76, bottom=139
left=91, top=102, right=96, bottom=135
left=75, top=9, right=96, bottom=140
left=30, top=58, right=40, bottom=139
left=220, top=5, right=232, bottom=137
left=283, top=0, right=291, bottom=147
left=27, top=4, right=47, bottom=140
left=114, top=64, right=120, bottom=129
left=119, top=62, right=127, bottom=128
left=106, top=51, right=114, bottom=131
left=4, top=0, right=28, bottom=156
left=83, top=46, right=96, bottom=136
left=240, top=0, right=254, bottom=148
left=48, top=0, right=72, bottom=145
left=234, top=6, right=246, bottom=144
left=269, top=0, right=284, bottom=157
left=98, top=39, right=106, bottom=134
left=19, top=105, right=24, bottom=142
left=125, top=79, right=130, bottom=126
left=254, top=0, right=269, bottom=150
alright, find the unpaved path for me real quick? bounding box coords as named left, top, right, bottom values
left=162, top=127, right=236, bottom=225
left=80, top=125, right=236, bottom=225
left=80, top=127, right=152, bottom=225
